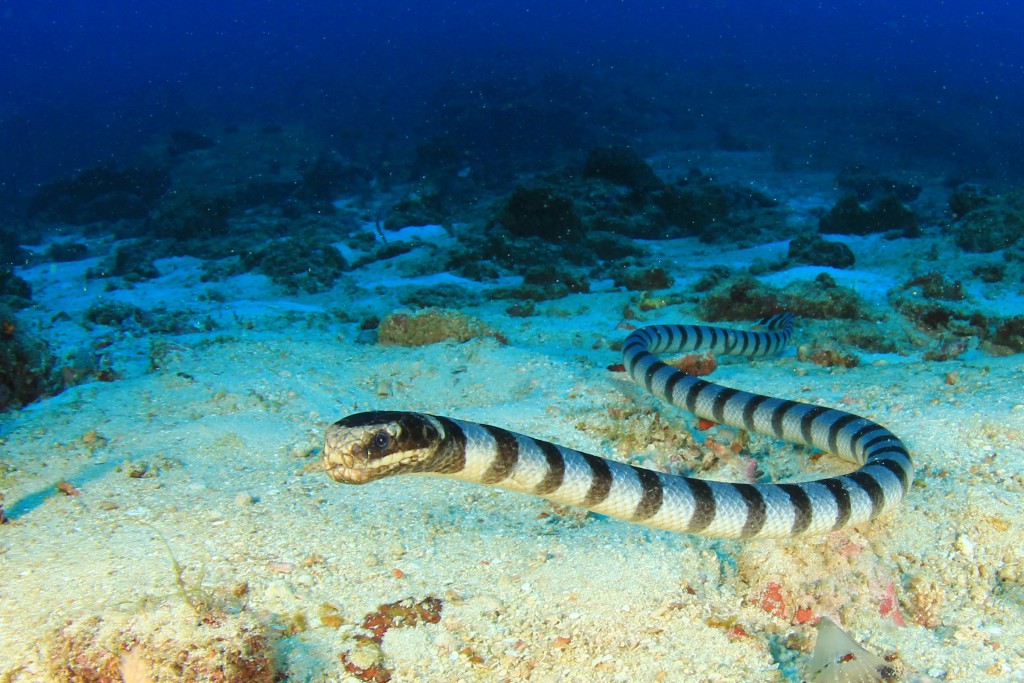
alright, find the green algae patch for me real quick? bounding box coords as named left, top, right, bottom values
left=377, top=308, right=502, bottom=346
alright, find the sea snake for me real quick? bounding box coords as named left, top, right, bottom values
left=323, top=314, right=913, bottom=538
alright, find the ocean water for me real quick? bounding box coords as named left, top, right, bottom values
left=2, top=0, right=1024, bottom=194
left=1, top=2, right=1024, bottom=681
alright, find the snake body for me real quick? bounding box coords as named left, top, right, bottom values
left=324, top=314, right=913, bottom=538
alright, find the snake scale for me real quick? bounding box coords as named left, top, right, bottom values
left=323, top=314, right=913, bottom=538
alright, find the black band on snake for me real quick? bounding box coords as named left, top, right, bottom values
left=323, top=314, right=913, bottom=539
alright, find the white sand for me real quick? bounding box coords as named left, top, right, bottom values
left=2, top=163, right=1023, bottom=681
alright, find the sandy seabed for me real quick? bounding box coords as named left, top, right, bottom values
left=2, top=163, right=1023, bottom=682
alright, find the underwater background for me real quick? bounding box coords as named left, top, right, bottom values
left=2, top=1, right=1024, bottom=681
left=3, top=0, right=1024, bottom=201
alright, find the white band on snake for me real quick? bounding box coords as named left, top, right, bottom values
left=323, top=314, right=913, bottom=539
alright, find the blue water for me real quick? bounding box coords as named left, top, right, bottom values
left=2, top=0, right=1023, bottom=203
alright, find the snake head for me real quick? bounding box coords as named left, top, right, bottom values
left=323, top=411, right=441, bottom=484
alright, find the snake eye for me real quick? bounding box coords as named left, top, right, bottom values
left=371, top=430, right=392, bottom=451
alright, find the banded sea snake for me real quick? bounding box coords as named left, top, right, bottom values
left=323, top=314, right=913, bottom=538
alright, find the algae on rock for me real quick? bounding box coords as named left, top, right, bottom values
left=377, top=308, right=500, bottom=347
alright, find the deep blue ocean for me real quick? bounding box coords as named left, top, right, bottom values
left=2, top=0, right=1023, bottom=208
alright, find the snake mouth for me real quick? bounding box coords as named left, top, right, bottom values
left=322, top=444, right=378, bottom=484
left=322, top=434, right=409, bottom=484
left=322, top=453, right=356, bottom=483
left=323, top=461, right=376, bottom=484
left=323, top=445, right=420, bottom=484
